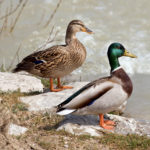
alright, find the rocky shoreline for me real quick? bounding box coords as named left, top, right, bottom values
left=0, top=71, right=150, bottom=138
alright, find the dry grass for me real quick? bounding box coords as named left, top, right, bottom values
left=0, top=92, right=150, bottom=150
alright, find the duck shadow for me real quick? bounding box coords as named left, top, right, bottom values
left=59, top=114, right=111, bottom=126
left=41, top=114, right=111, bottom=131
left=59, top=115, right=99, bottom=126
left=43, top=88, right=51, bottom=93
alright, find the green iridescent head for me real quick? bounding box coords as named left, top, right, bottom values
left=107, top=43, right=137, bottom=72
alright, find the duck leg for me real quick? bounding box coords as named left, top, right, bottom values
left=99, top=114, right=115, bottom=130
left=50, top=78, right=63, bottom=92
left=57, top=78, right=73, bottom=89
left=104, top=120, right=115, bottom=126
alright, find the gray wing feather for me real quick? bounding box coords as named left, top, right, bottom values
left=59, top=79, right=114, bottom=110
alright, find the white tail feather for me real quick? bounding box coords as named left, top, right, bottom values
left=57, top=109, right=76, bottom=115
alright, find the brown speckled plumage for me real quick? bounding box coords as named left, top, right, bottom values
left=12, top=20, right=93, bottom=91
left=14, top=40, right=86, bottom=78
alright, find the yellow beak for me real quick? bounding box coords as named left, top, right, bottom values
left=123, top=49, right=137, bottom=58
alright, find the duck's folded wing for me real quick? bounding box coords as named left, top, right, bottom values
left=23, top=46, right=67, bottom=63
left=57, top=78, right=114, bottom=111
left=13, top=46, right=68, bottom=72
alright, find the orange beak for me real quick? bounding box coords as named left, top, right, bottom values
left=81, top=26, right=93, bottom=34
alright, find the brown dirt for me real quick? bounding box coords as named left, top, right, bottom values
left=0, top=92, right=109, bottom=150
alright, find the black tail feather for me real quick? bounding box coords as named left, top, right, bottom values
left=12, top=67, right=20, bottom=73
left=12, top=62, right=33, bottom=73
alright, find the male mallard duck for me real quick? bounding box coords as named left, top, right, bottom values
left=13, top=20, right=93, bottom=92
left=56, top=43, right=137, bottom=130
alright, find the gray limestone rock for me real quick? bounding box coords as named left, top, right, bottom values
left=0, top=72, right=43, bottom=93
left=8, top=123, right=28, bottom=136
left=20, top=82, right=88, bottom=112
left=57, top=114, right=150, bottom=137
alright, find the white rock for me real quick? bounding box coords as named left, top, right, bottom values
left=57, top=114, right=150, bottom=137
left=57, top=123, right=101, bottom=137
left=8, top=123, right=28, bottom=136
left=0, top=72, right=43, bottom=93
left=57, top=115, right=105, bottom=137
left=20, top=82, right=88, bottom=112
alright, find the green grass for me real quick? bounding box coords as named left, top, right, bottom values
left=41, top=78, right=50, bottom=88
left=44, top=129, right=150, bottom=150
left=0, top=64, right=6, bottom=72
left=40, top=78, right=58, bottom=88
left=100, top=133, right=150, bottom=150
left=78, top=135, right=92, bottom=141
left=38, top=141, right=52, bottom=149
left=12, top=103, right=28, bottom=113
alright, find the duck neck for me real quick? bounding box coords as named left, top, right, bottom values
left=65, top=28, right=77, bottom=45
left=108, top=56, right=120, bottom=72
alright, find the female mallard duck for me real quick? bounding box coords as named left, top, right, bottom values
left=13, top=20, right=93, bottom=92
left=56, top=43, right=137, bottom=130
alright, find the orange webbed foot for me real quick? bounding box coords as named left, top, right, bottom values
left=57, top=78, right=73, bottom=90
left=101, top=123, right=115, bottom=130
left=99, top=114, right=115, bottom=130
left=58, top=85, right=73, bottom=89
left=50, top=86, right=73, bottom=92
left=50, top=78, right=64, bottom=92
left=104, top=120, right=116, bottom=126
left=50, top=88, right=64, bottom=92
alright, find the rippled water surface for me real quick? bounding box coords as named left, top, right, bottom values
left=0, top=0, right=150, bottom=120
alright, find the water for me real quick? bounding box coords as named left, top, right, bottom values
left=125, top=74, right=150, bottom=121
left=0, top=0, right=150, bottom=121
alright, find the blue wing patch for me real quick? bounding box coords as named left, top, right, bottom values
left=87, top=99, right=96, bottom=106
left=34, top=60, right=44, bottom=64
